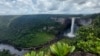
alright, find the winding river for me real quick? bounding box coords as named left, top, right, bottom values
left=0, top=44, right=28, bottom=56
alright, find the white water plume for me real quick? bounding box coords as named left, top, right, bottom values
left=64, top=17, right=75, bottom=38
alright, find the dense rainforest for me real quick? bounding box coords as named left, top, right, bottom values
left=0, top=14, right=99, bottom=48
left=0, top=14, right=71, bottom=48
left=0, top=14, right=100, bottom=56
left=24, top=14, right=100, bottom=56
left=0, top=15, right=60, bottom=48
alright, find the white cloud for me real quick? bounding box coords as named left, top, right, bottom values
left=0, top=0, right=100, bottom=15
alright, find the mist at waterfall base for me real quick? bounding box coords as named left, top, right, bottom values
left=64, top=23, right=79, bottom=38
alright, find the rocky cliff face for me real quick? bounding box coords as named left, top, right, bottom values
left=76, top=18, right=93, bottom=26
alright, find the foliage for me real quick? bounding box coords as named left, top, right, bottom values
left=25, top=15, right=100, bottom=56
left=92, top=16, right=100, bottom=28
left=24, top=42, right=75, bottom=56
left=25, top=51, right=44, bottom=56
left=77, top=40, right=100, bottom=54
left=12, top=32, right=54, bottom=48
left=50, top=42, right=75, bottom=56
left=1, top=14, right=100, bottom=56
left=76, top=16, right=100, bottom=55
left=0, top=15, right=63, bottom=48
left=0, top=50, right=13, bottom=56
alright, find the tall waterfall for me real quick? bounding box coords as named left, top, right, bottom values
left=67, top=17, right=75, bottom=38
left=65, top=17, right=75, bottom=38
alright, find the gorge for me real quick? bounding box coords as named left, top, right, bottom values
left=0, top=14, right=96, bottom=56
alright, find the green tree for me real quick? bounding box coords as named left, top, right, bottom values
left=76, top=16, right=100, bottom=55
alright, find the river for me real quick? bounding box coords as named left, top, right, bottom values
left=0, top=44, right=28, bottom=56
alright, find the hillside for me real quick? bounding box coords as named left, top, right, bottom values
left=0, top=14, right=99, bottom=48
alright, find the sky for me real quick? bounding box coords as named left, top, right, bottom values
left=0, top=0, right=100, bottom=15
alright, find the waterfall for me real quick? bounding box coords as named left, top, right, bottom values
left=67, top=17, right=75, bottom=38
left=70, top=17, right=75, bottom=35
left=64, top=17, right=75, bottom=38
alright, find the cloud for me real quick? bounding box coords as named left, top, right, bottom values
left=0, top=0, right=100, bottom=15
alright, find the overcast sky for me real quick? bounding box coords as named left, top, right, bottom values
left=0, top=0, right=100, bottom=15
